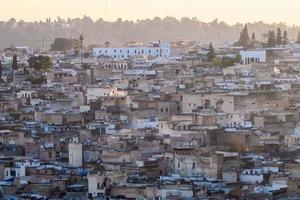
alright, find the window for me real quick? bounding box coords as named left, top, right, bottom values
left=10, top=170, right=16, bottom=176
left=178, top=162, right=180, bottom=168
left=193, top=163, right=196, bottom=169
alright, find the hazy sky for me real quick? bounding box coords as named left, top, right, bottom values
left=1, top=0, right=300, bottom=25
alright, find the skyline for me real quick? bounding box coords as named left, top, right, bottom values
left=1, top=0, right=300, bottom=25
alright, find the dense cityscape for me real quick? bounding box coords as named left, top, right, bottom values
left=2, top=2, right=300, bottom=199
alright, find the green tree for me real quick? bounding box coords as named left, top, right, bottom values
left=51, top=38, right=74, bottom=51
left=283, top=30, right=288, bottom=45
left=267, top=31, right=276, bottom=47
left=28, top=55, right=52, bottom=72
left=25, top=76, right=46, bottom=84
left=251, top=32, right=256, bottom=40
left=73, top=39, right=80, bottom=56
left=12, top=55, right=18, bottom=71
left=235, top=53, right=242, bottom=64
left=276, top=28, right=282, bottom=46
left=207, top=42, right=216, bottom=62
left=235, top=24, right=250, bottom=47
left=212, top=55, right=239, bottom=67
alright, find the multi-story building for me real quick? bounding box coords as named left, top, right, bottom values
left=92, top=42, right=171, bottom=59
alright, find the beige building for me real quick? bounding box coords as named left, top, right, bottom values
left=181, top=92, right=234, bottom=114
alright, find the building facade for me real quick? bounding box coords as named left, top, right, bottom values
left=93, top=43, right=171, bottom=59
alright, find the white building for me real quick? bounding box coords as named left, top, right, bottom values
left=87, top=173, right=106, bottom=198
left=93, top=42, right=171, bottom=59
left=17, top=90, right=35, bottom=99
left=131, top=118, right=158, bottom=129
left=69, top=142, right=83, bottom=167
left=240, top=169, right=264, bottom=184
left=4, top=162, right=26, bottom=180
left=240, top=49, right=267, bottom=64
left=86, top=86, right=127, bottom=103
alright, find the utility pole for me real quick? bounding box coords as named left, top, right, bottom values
left=79, top=34, right=84, bottom=68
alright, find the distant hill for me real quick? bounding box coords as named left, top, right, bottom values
left=1, top=16, right=300, bottom=49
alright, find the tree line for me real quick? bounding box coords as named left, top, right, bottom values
left=2, top=17, right=300, bottom=49
left=234, top=25, right=300, bottom=48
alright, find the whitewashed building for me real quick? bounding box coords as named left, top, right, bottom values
left=240, top=169, right=264, bottom=184
left=240, top=49, right=267, bottom=64
left=69, top=142, right=83, bottom=167
left=87, top=172, right=106, bottom=198
left=86, top=86, right=127, bottom=103
left=4, top=162, right=26, bottom=180
left=93, top=42, right=171, bottom=59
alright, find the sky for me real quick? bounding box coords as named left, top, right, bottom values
left=1, top=0, right=300, bottom=25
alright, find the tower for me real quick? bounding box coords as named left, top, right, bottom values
left=79, top=34, right=84, bottom=68
left=69, top=138, right=83, bottom=167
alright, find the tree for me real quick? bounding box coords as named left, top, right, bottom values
left=207, top=42, right=216, bottom=62
left=235, top=24, right=250, bottom=47
left=28, top=55, right=52, bottom=72
left=73, top=39, right=80, bottom=56
left=212, top=54, right=241, bottom=67
left=276, top=28, right=282, bottom=46
left=51, top=38, right=74, bottom=51
left=12, top=55, right=18, bottom=71
left=235, top=53, right=242, bottom=64
left=283, top=30, right=288, bottom=45
left=251, top=32, right=256, bottom=41
left=25, top=76, right=46, bottom=84
left=267, top=31, right=276, bottom=47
